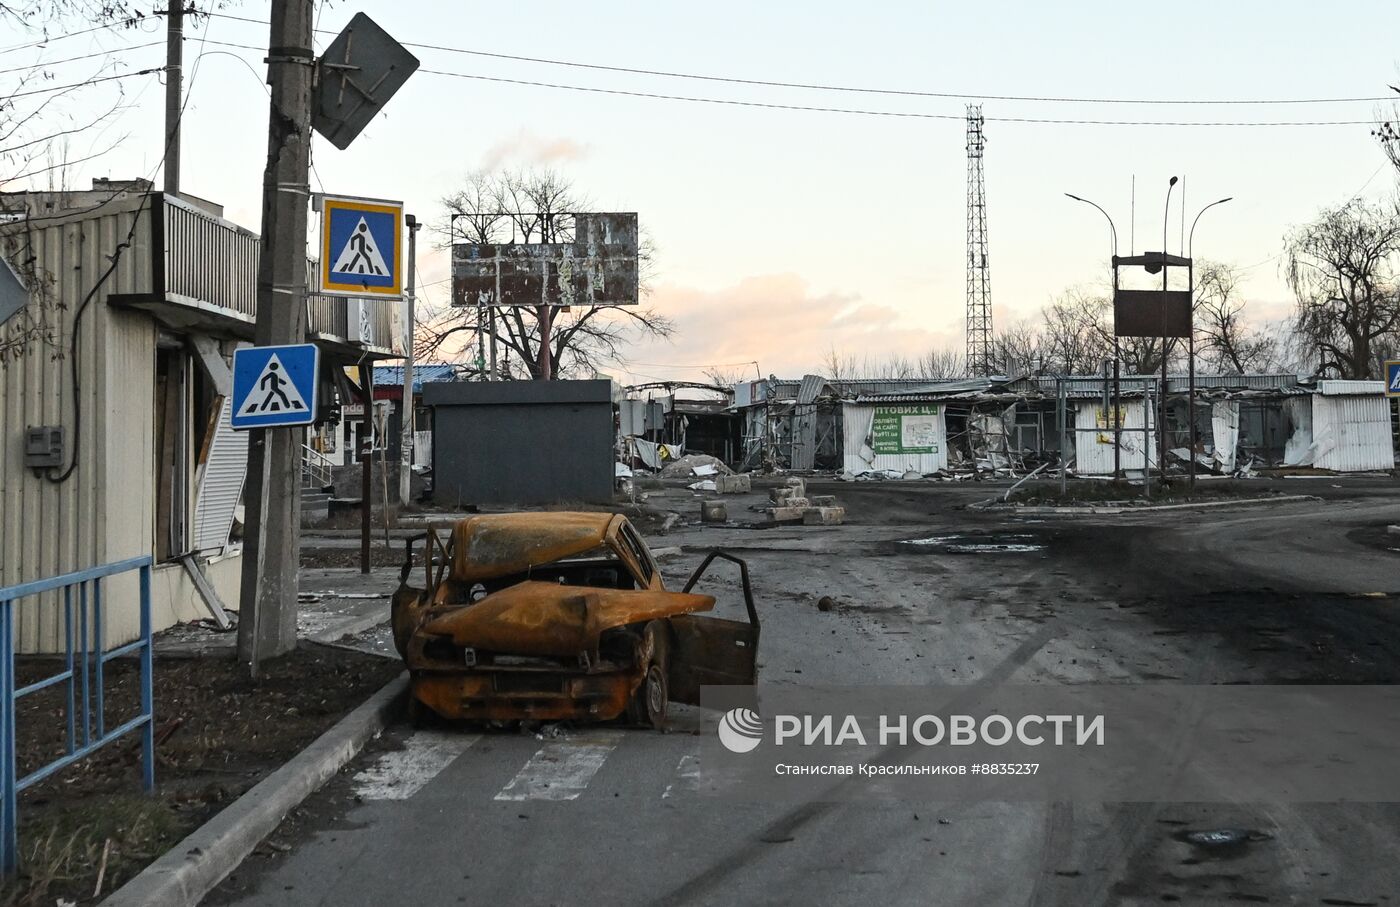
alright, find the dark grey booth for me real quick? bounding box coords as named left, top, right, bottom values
left=423, top=379, right=615, bottom=505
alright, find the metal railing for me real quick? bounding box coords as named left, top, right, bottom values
left=303, top=443, right=336, bottom=489
left=163, top=195, right=397, bottom=351
left=164, top=194, right=259, bottom=318
left=1, top=556, right=155, bottom=875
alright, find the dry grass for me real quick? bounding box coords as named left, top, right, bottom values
left=2, top=795, right=183, bottom=907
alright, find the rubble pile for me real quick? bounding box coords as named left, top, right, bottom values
left=661, top=454, right=734, bottom=479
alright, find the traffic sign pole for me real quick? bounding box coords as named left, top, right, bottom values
left=400, top=215, right=419, bottom=507
left=238, top=0, right=314, bottom=675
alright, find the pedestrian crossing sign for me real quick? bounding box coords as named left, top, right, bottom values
left=1387, top=360, right=1400, bottom=398
left=231, top=343, right=321, bottom=430
left=319, top=194, right=402, bottom=298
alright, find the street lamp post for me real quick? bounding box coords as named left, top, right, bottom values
left=1066, top=193, right=1123, bottom=478
left=1160, top=177, right=1178, bottom=485
left=1186, top=197, right=1233, bottom=491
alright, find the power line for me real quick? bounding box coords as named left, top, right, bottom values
left=417, top=69, right=1376, bottom=127
left=0, top=15, right=160, bottom=56
left=6, top=68, right=164, bottom=100
left=194, top=10, right=1392, bottom=108
left=195, top=36, right=1379, bottom=127
left=404, top=45, right=1395, bottom=108
left=0, top=40, right=162, bottom=75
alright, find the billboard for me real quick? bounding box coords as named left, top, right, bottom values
left=452, top=212, right=639, bottom=307
left=872, top=405, right=940, bottom=455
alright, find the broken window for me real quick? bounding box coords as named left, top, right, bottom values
left=154, top=345, right=192, bottom=561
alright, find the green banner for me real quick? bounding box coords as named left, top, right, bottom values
left=871, top=405, right=940, bottom=454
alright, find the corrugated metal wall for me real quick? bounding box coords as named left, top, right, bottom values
left=0, top=199, right=157, bottom=652
left=1072, top=401, right=1155, bottom=475
left=1311, top=394, right=1395, bottom=472
left=841, top=402, right=948, bottom=474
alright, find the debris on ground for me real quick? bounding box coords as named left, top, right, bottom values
left=660, top=454, right=735, bottom=479
left=701, top=500, right=728, bottom=522
left=765, top=478, right=846, bottom=525
left=817, top=596, right=836, bottom=612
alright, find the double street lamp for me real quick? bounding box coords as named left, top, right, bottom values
left=1065, top=187, right=1233, bottom=490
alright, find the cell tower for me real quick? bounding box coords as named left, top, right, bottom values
left=965, top=104, right=993, bottom=377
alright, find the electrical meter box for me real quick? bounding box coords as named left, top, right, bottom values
left=24, top=425, right=63, bottom=468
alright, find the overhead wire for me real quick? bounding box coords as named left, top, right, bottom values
left=193, top=34, right=1378, bottom=128
left=417, top=69, right=1377, bottom=127
left=6, top=69, right=164, bottom=100
left=192, top=10, right=1392, bottom=108
left=0, top=39, right=163, bottom=75
left=0, top=14, right=160, bottom=55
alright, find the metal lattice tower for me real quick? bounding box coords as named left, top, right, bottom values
left=964, top=105, right=993, bottom=376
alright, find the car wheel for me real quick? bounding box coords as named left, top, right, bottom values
left=639, top=662, right=668, bottom=729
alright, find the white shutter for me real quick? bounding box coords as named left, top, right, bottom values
left=193, top=397, right=249, bottom=554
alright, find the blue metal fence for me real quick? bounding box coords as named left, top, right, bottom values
left=1, top=555, right=154, bottom=875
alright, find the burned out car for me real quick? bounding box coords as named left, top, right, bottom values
left=391, top=512, right=759, bottom=727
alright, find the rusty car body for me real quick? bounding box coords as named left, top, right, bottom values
left=391, top=512, right=759, bottom=726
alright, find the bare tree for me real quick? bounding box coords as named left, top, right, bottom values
left=700, top=365, right=753, bottom=388
left=1, top=2, right=148, bottom=366
left=1377, top=84, right=1400, bottom=178
left=991, top=318, right=1044, bottom=375
left=1193, top=261, right=1279, bottom=374
left=1285, top=199, right=1400, bottom=379
left=915, top=347, right=965, bottom=380
left=1036, top=287, right=1114, bottom=374
left=420, top=168, right=672, bottom=379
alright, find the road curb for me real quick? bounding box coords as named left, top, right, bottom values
left=100, top=672, right=408, bottom=907
left=983, top=494, right=1321, bottom=515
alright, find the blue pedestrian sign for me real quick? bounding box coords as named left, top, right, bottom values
left=319, top=194, right=403, bottom=298
left=231, top=344, right=320, bottom=430
left=1387, top=360, right=1400, bottom=398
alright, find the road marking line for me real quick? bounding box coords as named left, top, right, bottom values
left=351, top=731, right=479, bottom=800
left=662, top=753, right=700, bottom=799
left=494, top=732, right=625, bottom=801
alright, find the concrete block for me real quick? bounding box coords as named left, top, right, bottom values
left=716, top=474, right=751, bottom=494
left=809, top=494, right=838, bottom=507
left=766, top=505, right=806, bottom=522
left=769, top=486, right=797, bottom=504
left=701, top=500, right=728, bottom=522
left=802, top=506, right=846, bottom=526
left=784, top=477, right=807, bottom=497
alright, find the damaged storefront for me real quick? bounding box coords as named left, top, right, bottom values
left=726, top=371, right=1395, bottom=481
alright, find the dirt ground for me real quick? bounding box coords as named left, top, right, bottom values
left=1, top=645, right=401, bottom=907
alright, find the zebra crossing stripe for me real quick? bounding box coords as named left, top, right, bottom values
left=352, top=731, right=480, bottom=801
left=662, top=754, right=701, bottom=799
left=494, top=732, right=625, bottom=801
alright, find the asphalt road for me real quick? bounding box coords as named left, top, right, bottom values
left=209, top=477, right=1400, bottom=906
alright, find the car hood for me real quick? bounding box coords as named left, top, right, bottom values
left=449, top=513, right=618, bottom=583
left=422, top=581, right=716, bottom=657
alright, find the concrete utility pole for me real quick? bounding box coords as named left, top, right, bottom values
left=162, top=0, right=183, bottom=194
left=399, top=214, right=419, bottom=506
left=538, top=302, right=554, bottom=380
left=237, top=0, right=314, bottom=674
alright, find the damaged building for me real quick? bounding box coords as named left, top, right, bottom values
left=731, top=372, right=1396, bottom=479
left=0, top=182, right=400, bottom=652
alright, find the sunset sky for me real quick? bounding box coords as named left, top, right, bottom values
left=6, top=0, right=1400, bottom=381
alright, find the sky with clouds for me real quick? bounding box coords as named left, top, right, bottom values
left=5, top=0, right=1400, bottom=380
